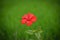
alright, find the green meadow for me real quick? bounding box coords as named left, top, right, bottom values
left=0, top=0, right=60, bottom=40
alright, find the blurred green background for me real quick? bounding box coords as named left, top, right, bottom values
left=0, top=0, right=60, bottom=40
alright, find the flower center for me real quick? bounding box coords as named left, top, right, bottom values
left=27, top=16, right=32, bottom=21
left=27, top=18, right=31, bottom=21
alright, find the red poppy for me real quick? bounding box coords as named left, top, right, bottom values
left=21, top=13, right=37, bottom=26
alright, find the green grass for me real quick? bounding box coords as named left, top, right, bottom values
left=0, top=0, right=60, bottom=40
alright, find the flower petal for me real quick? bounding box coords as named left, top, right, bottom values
left=31, top=16, right=36, bottom=22
left=28, top=13, right=34, bottom=19
left=26, top=21, right=32, bottom=26
left=22, top=14, right=28, bottom=19
left=21, top=19, right=27, bottom=24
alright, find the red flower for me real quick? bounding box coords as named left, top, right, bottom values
left=21, top=13, right=37, bottom=26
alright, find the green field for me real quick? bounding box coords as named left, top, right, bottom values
left=0, top=0, right=60, bottom=40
